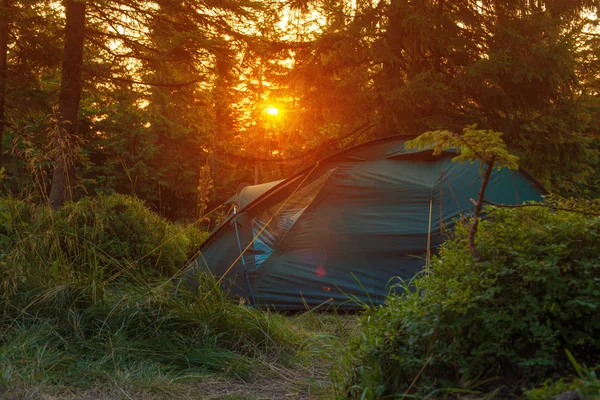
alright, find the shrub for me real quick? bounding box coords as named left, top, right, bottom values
left=0, top=194, right=208, bottom=289
left=526, top=375, right=600, bottom=400
left=345, top=205, right=600, bottom=398
left=56, top=194, right=208, bottom=277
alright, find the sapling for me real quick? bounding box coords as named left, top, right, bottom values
left=406, top=124, right=519, bottom=260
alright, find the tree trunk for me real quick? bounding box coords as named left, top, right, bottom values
left=49, top=0, right=86, bottom=209
left=468, top=160, right=494, bottom=260
left=0, top=0, right=9, bottom=171
left=433, top=0, right=443, bottom=73
left=375, top=0, right=403, bottom=136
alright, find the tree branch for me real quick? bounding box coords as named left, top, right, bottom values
left=468, top=159, right=493, bottom=260
left=216, top=122, right=375, bottom=163
left=482, top=200, right=600, bottom=217
left=106, top=75, right=203, bottom=87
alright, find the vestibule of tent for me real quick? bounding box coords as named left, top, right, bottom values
left=183, top=135, right=545, bottom=310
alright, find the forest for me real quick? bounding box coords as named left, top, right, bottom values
left=1, top=0, right=600, bottom=399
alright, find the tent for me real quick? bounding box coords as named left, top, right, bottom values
left=224, top=180, right=284, bottom=210
left=183, top=135, right=545, bottom=309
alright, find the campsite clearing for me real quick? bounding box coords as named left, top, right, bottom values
left=0, top=313, right=358, bottom=399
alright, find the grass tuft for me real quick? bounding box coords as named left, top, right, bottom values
left=0, top=195, right=304, bottom=396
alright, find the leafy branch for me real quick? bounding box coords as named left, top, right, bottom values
left=406, top=124, right=519, bottom=260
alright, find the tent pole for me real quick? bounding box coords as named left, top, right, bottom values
left=426, top=197, right=433, bottom=272
left=233, top=206, right=256, bottom=307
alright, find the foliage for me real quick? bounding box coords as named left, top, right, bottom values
left=344, top=204, right=600, bottom=398
left=0, top=194, right=207, bottom=291
left=407, top=124, right=520, bottom=259
left=0, top=194, right=301, bottom=391
left=197, top=163, right=213, bottom=217
left=526, top=351, right=600, bottom=400
left=4, top=0, right=600, bottom=211
left=405, top=125, right=519, bottom=171
left=284, top=0, right=600, bottom=193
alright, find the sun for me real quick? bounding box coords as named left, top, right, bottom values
left=266, top=106, right=279, bottom=116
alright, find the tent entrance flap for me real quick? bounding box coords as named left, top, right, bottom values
left=245, top=169, right=336, bottom=271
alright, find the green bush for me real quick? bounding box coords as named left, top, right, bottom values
left=527, top=375, right=600, bottom=400
left=345, top=205, right=600, bottom=398
left=0, top=194, right=208, bottom=287
left=56, top=194, right=208, bottom=276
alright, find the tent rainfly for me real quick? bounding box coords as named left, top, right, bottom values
left=183, top=135, right=545, bottom=310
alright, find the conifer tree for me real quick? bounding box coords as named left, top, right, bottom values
left=49, top=0, right=86, bottom=208
left=0, top=0, right=9, bottom=170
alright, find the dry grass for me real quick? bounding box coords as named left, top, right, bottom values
left=0, top=312, right=359, bottom=400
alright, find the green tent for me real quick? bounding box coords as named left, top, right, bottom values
left=184, top=135, right=545, bottom=309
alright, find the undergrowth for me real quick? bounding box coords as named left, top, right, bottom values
left=342, top=204, right=600, bottom=399
left=0, top=194, right=208, bottom=287
left=11, top=194, right=599, bottom=399
left=526, top=350, right=600, bottom=400
left=0, top=195, right=304, bottom=396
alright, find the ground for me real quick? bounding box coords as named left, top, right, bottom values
left=0, top=313, right=358, bottom=400
left=0, top=369, right=330, bottom=399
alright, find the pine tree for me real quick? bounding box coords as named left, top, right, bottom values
left=48, top=0, right=86, bottom=208
left=0, top=0, right=9, bottom=170
left=282, top=0, right=600, bottom=193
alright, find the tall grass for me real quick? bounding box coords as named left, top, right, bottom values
left=0, top=195, right=301, bottom=394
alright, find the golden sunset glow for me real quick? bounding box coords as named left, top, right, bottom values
left=266, top=106, right=279, bottom=116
